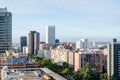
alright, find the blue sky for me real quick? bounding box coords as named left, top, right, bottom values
left=0, top=0, right=120, bottom=42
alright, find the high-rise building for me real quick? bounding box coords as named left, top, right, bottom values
left=46, top=26, right=55, bottom=45
left=55, top=39, right=60, bottom=45
left=34, top=32, right=40, bottom=55
left=0, top=7, right=12, bottom=54
left=28, top=31, right=39, bottom=55
left=107, top=39, right=120, bottom=80
left=20, top=36, right=27, bottom=52
left=76, top=39, right=88, bottom=50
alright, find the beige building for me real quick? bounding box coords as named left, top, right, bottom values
left=68, top=51, right=75, bottom=68
left=51, top=48, right=69, bottom=66
left=74, top=51, right=103, bottom=72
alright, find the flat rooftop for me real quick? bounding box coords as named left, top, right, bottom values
left=40, top=68, right=66, bottom=80
left=1, top=70, right=42, bottom=80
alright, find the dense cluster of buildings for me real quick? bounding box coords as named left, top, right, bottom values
left=20, top=25, right=55, bottom=56
left=0, top=7, right=63, bottom=80
left=38, top=44, right=106, bottom=73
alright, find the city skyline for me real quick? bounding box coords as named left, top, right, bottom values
left=0, top=0, right=120, bottom=43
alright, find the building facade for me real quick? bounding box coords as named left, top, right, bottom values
left=46, top=26, right=55, bottom=45
left=0, top=7, right=12, bottom=53
left=28, top=31, right=39, bottom=55
left=107, top=40, right=120, bottom=80
left=76, top=39, right=88, bottom=50
left=23, top=46, right=28, bottom=54
left=68, top=51, right=75, bottom=68
left=20, top=36, right=27, bottom=52
left=74, top=51, right=103, bottom=72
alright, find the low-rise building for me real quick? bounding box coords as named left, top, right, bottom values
left=51, top=49, right=69, bottom=66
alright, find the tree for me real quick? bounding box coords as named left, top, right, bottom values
left=73, top=63, right=100, bottom=80
left=32, top=56, right=101, bottom=80
left=39, top=59, right=46, bottom=67
left=100, top=73, right=107, bottom=80
left=61, top=68, right=70, bottom=75
left=82, top=63, right=91, bottom=80
left=63, top=62, right=69, bottom=68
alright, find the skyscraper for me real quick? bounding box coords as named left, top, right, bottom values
left=28, top=31, right=40, bottom=55
left=0, top=7, right=12, bottom=54
left=20, top=36, right=27, bottom=52
left=34, top=32, right=40, bottom=55
left=46, top=26, right=55, bottom=45
left=55, top=39, right=60, bottom=45
left=107, top=39, right=120, bottom=80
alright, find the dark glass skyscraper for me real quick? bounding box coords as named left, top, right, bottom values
left=20, top=36, right=27, bottom=52
left=107, top=39, right=120, bottom=80
left=0, top=7, right=12, bottom=54
left=28, top=31, right=39, bottom=55
left=55, top=39, right=59, bottom=45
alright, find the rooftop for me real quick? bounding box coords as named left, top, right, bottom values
left=1, top=68, right=42, bottom=80
left=0, top=7, right=7, bottom=12
left=40, top=68, right=66, bottom=80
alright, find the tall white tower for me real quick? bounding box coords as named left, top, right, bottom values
left=46, top=26, right=55, bottom=45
